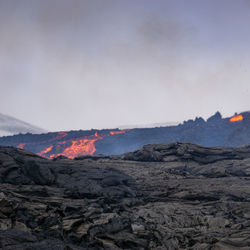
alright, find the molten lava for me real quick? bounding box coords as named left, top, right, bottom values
left=51, top=132, right=104, bottom=159
left=56, top=131, right=68, bottom=139
left=110, top=130, right=126, bottom=135
left=61, top=138, right=99, bottom=158
left=19, top=129, right=128, bottom=159
left=230, top=114, right=243, bottom=122
left=37, top=145, right=53, bottom=156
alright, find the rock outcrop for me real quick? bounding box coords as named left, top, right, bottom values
left=0, top=143, right=250, bottom=249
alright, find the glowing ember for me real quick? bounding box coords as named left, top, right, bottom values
left=230, top=114, right=243, bottom=122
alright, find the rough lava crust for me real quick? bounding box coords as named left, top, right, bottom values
left=0, top=143, right=249, bottom=249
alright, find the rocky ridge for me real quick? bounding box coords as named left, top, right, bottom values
left=0, top=143, right=250, bottom=249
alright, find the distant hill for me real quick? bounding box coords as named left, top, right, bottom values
left=0, top=113, right=47, bottom=137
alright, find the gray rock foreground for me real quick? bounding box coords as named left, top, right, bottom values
left=0, top=142, right=249, bottom=249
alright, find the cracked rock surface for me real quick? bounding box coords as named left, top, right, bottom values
left=0, top=142, right=250, bottom=249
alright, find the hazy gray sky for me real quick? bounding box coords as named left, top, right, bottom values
left=0, top=0, right=250, bottom=131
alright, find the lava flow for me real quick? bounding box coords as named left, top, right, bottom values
left=37, top=145, right=53, bottom=157
left=110, top=130, right=126, bottom=135
left=31, top=129, right=128, bottom=159
left=230, top=114, right=243, bottom=122
left=54, top=132, right=104, bottom=159
left=60, top=138, right=100, bottom=158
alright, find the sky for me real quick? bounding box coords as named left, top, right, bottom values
left=0, top=0, right=250, bottom=131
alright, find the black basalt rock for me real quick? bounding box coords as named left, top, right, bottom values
left=0, top=144, right=249, bottom=249
left=207, top=111, right=222, bottom=122
left=24, top=160, right=55, bottom=185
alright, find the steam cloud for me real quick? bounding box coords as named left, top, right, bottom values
left=0, top=0, right=250, bottom=131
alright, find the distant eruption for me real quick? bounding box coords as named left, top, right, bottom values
left=17, top=129, right=127, bottom=159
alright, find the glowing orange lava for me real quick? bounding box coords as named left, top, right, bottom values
left=37, top=145, right=53, bottom=156
left=60, top=138, right=99, bottom=158
left=110, top=130, right=126, bottom=135
left=56, top=131, right=68, bottom=139
left=54, top=132, right=103, bottom=159
left=49, top=154, right=55, bottom=159
left=230, top=114, right=243, bottom=122
left=17, top=129, right=128, bottom=159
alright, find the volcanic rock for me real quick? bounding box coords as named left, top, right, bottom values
left=207, top=111, right=222, bottom=122
left=0, top=144, right=249, bottom=249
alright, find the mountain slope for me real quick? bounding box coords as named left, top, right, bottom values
left=0, top=113, right=47, bottom=137
left=0, top=111, right=250, bottom=159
